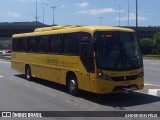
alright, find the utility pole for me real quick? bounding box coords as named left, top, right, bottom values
left=42, top=3, right=48, bottom=24
left=136, top=0, right=138, bottom=31
left=51, top=5, right=61, bottom=25
left=36, top=0, right=38, bottom=23
left=99, top=17, right=103, bottom=25
left=51, top=6, right=56, bottom=25
left=31, top=15, right=42, bottom=23
left=119, top=3, right=121, bottom=26
left=128, top=0, right=130, bottom=26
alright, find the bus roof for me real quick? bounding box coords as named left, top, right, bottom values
left=12, top=26, right=135, bottom=38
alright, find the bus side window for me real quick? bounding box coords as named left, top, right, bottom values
left=28, top=37, right=38, bottom=52
left=79, top=32, right=94, bottom=72
left=13, top=38, right=20, bottom=51
left=39, top=36, right=49, bottom=53
left=74, top=33, right=80, bottom=55
left=20, top=38, right=28, bottom=52
left=75, top=32, right=91, bottom=55
left=80, top=41, right=94, bottom=72
left=49, top=35, right=63, bottom=54
left=64, top=34, right=76, bottom=55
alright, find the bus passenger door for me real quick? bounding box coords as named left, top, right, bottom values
left=79, top=41, right=94, bottom=92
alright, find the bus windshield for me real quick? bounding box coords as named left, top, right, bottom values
left=94, top=31, right=143, bottom=71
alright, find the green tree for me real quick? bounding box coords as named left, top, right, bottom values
left=139, top=38, right=155, bottom=55
left=0, top=43, right=10, bottom=50
left=153, top=32, right=160, bottom=54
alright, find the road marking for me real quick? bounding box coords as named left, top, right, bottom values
left=150, top=63, right=160, bottom=65
left=35, top=87, right=45, bottom=92
left=137, top=83, right=160, bottom=96
left=46, top=92, right=56, bottom=97
left=73, top=102, right=78, bottom=106
left=148, top=89, right=160, bottom=96
left=60, top=98, right=72, bottom=103
left=24, top=84, right=31, bottom=87
left=0, top=61, right=10, bottom=64
left=0, top=75, right=4, bottom=78
left=144, top=83, right=160, bottom=87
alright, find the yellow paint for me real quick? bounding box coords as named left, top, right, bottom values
left=11, top=26, right=143, bottom=94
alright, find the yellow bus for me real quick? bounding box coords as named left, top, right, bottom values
left=11, top=25, right=144, bottom=96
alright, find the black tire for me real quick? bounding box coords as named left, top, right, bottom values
left=67, top=74, right=78, bottom=96
left=25, top=66, right=32, bottom=81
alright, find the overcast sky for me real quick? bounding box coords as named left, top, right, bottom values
left=0, top=0, right=159, bottom=26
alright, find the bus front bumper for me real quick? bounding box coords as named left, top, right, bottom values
left=91, top=77, right=144, bottom=94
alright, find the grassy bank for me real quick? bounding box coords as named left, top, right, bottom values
left=143, top=55, right=160, bottom=60
left=0, top=56, right=11, bottom=61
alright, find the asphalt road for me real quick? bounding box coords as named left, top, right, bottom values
left=143, top=59, right=160, bottom=85
left=0, top=60, right=160, bottom=120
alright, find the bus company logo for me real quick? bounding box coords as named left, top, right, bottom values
left=47, top=58, right=58, bottom=64
left=2, top=112, right=11, bottom=117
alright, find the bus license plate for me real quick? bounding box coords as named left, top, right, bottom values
left=122, top=82, right=130, bottom=86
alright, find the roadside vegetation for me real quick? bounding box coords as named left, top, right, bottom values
left=140, top=32, right=160, bottom=59
left=143, top=54, right=160, bottom=60
left=0, top=42, right=11, bottom=50
left=0, top=42, right=11, bottom=61
left=0, top=55, right=11, bottom=61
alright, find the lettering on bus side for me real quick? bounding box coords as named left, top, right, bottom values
left=58, top=61, right=79, bottom=67
left=47, top=58, right=58, bottom=65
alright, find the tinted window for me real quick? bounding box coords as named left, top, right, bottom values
left=64, top=34, right=76, bottom=54
left=13, top=38, right=20, bottom=51
left=79, top=34, right=94, bottom=72
left=95, top=31, right=143, bottom=70
left=77, top=32, right=92, bottom=54
left=28, top=37, right=38, bottom=52
left=38, top=36, right=49, bottom=53
left=63, top=32, right=91, bottom=55
left=49, top=35, right=63, bottom=53
left=20, top=38, right=28, bottom=51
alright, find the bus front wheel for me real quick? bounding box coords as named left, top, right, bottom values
left=67, top=74, right=78, bottom=96
left=25, top=66, right=32, bottom=81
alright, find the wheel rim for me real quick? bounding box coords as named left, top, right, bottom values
left=26, top=68, right=30, bottom=80
left=69, top=80, right=76, bottom=91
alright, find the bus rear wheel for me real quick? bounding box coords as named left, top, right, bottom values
left=25, top=66, right=32, bottom=81
left=67, top=74, right=78, bottom=96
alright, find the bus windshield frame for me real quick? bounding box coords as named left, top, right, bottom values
left=94, top=31, right=143, bottom=71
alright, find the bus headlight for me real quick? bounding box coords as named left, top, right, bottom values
left=98, top=71, right=112, bottom=80
left=137, top=70, right=144, bottom=78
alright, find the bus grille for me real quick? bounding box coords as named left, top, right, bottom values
left=111, top=75, right=138, bottom=81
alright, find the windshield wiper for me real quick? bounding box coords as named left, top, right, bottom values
left=113, top=44, right=123, bottom=68
left=113, top=43, right=136, bottom=68
left=122, top=44, right=136, bottom=68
